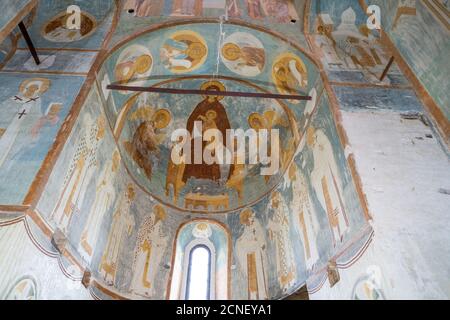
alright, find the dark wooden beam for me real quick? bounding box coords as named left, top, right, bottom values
left=18, top=21, right=40, bottom=65
left=380, top=56, right=395, bottom=82
left=107, top=84, right=312, bottom=101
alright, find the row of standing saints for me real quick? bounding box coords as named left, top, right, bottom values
left=44, top=101, right=350, bottom=299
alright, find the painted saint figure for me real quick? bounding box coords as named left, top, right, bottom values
left=307, top=127, right=349, bottom=247
left=50, top=115, right=106, bottom=232
left=262, top=0, right=299, bottom=23
left=0, top=78, right=51, bottom=169
left=79, top=150, right=121, bottom=261
left=100, top=184, right=136, bottom=285
left=246, top=0, right=266, bottom=19
left=268, top=192, right=297, bottom=291
left=287, top=163, right=320, bottom=270
left=227, top=0, right=241, bottom=17
left=273, top=53, right=308, bottom=98
left=172, top=0, right=203, bottom=16
left=236, top=208, right=268, bottom=300
left=160, top=31, right=208, bottom=73
left=221, top=32, right=266, bottom=77
left=130, top=204, right=168, bottom=298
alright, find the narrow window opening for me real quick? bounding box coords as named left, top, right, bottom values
left=186, top=245, right=211, bottom=300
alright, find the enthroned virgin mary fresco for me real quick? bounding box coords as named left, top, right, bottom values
left=182, top=81, right=234, bottom=184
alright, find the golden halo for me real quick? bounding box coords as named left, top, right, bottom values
left=154, top=204, right=167, bottom=221
left=205, top=110, right=218, bottom=119
left=197, top=223, right=208, bottom=231
left=153, top=109, right=171, bottom=129
left=187, top=42, right=207, bottom=60
left=272, top=52, right=308, bottom=104
left=222, top=43, right=241, bottom=61
left=248, top=113, right=266, bottom=130
left=200, top=81, right=226, bottom=101
left=19, top=78, right=51, bottom=95
left=273, top=62, right=288, bottom=82
left=240, top=208, right=254, bottom=225
left=135, top=54, right=153, bottom=74
left=166, top=30, right=208, bottom=74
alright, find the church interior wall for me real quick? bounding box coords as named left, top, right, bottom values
left=0, top=0, right=448, bottom=301
left=0, top=214, right=90, bottom=300
left=368, top=0, right=450, bottom=123
left=1, top=18, right=372, bottom=299
left=306, top=0, right=450, bottom=300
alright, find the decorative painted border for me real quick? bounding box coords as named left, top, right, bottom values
left=306, top=225, right=375, bottom=295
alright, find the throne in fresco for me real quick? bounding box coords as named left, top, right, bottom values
left=165, top=158, right=186, bottom=204
left=184, top=193, right=230, bottom=211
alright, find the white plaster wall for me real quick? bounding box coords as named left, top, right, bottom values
left=0, top=219, right=91, bottom=300
left=311, top=111, right=450, bottom=299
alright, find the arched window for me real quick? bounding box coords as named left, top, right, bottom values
left=168, top=221, right=229, bottom=300
left=186, top=245, right=211, bottom=300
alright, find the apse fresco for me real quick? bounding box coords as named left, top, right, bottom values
left=22, top=13, right=373, bottom=299
left=115, top=79, right=297, bottom=213
left=0, top=0, right=393, bottom=301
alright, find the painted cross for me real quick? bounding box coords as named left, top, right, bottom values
left=26, top=97, right=39, bottom=103
left=18, top=109, right=27, bottom=119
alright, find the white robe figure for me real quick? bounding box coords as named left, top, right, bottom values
left=0, top=93, right=44, bottom=169
left=79, top=157, right=118, bottom=261
left=309, top=129, right=349, bottom=247
left=268, top=193, right=297, bottom=291
left=100, top=188, right=135, bottom=285
left=50, top=114, right=102, bottom=233
left=288, top=59, right=306, bottom=88
left=130, top=210, right=167, bottom=298
left=236, top=210, right=268, bottom=300
left=291, top=166, right=320, bottom=270
left=303, top=88, right=318, bottom=129
left=315, top=34, right=342, bottom=69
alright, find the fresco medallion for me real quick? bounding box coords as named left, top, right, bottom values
left=161, top=30, right=208, bottom=74
left=42, top=10, right=97, bottom=43
left=114, top=44, right=153, bottom=93
left=220, top=32, right=265, bottom=77
left=272, top=52, right=308, bottom=103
